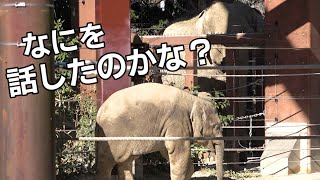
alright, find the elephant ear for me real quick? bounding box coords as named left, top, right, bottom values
left=190, top=101, right=207, bottom=137
left=195, top=10, right=206, bottom=34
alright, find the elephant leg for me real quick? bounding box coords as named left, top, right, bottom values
left=96, top=142, right=116, bottom=180
left=165, top=141, right=193, bottom=180
left=117, top=156, right=138, bottom=180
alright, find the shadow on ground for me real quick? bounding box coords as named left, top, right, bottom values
left=143, top=165, right=234, bottom=180
left=192, top=178, right=234, bottom=180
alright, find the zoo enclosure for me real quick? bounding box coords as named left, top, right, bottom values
left=1, top=0, right=320, bottom=179
left=55, top=0, right=320, bottom=178
left=55, top=28, right=320, bottom=177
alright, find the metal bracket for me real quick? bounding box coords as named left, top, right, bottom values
left=0, top=2, right=54, bottom=8
left=15, top=2, right=26, bottom=7
left=0, top=42, right=25, bottom=47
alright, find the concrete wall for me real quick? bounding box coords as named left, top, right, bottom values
left=264, top=0, right=320, bottom=174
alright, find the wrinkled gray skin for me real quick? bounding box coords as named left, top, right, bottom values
left=163, top=1, right=264, bottom=64
left=164, top=1, right=264, bottom=35
left=162, top=1, right=263, bottom=91
left=96, top=83, right=224, bottom=180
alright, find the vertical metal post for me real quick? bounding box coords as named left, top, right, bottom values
left=308, top=0, right=320, bottom=173
left=95, top=0, right=136, bottom=178
left=78, top=0, right=96, bottom=98
left=79, top=0, right=96, bottom=64
left=185, top=48, right=197, bottom=89
left=264, top=0, right=320, bottom=173
left=95, top=0, right=131, bottom=105
left=224, top=49, right=238, bottom=169
left=0, top=1, right=55, bottom=180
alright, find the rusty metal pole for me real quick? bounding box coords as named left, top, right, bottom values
left=264, top=0, right=320, bottom=174
left=95, top=0, right=133, bottom=179
left=185, top=49, right=197, bottom=89
left=0, top=1, right=55, bottom=180
left=95, top=0, right=131, bottom=105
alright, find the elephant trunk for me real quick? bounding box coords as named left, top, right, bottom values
left=215, top=139, right=224, bottom=180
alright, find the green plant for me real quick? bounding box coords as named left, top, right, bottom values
left=211, top=91, right=234, bottom=126
left=54, top=19, right=80, bottom=100
left=138, top=19, right=170, bottom=35
left=150, top=19, right=169, bottom=34
left=192, top=168, right=261, bottom=179
left=190, top=85, right=201, bottom=92
left=55, top=94, right=97, bottom=179
left=130, top=9, right=139, bottom=22
left=191, top=143, right=207, bottom=159
left=54, top=19, right=96, bottom=179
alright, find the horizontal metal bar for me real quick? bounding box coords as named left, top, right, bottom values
left=55, top=62, right=320, bottom=78
left=55, top=61, right=139, bottom=71
left=183, top=64, right=320, bottom=70
left=195, top=148, right=320, bottom=152
left=149, top=44, right=311, bottom=50
left=221, top=161, right=260, bottom=165
left=56, top=151, right=95, bottom=155
left=56, top=135, right=320, bottom=141
left=0, top=2, right=54, bottom=8
left=55, top=129, right=77, bottom=132
left=144, top=160, right=320, bottom=166
left=56, top=62, right=320, bottom=70
left=141, top=33, right=266, bottom=46
left=196, top=159, right=320, bottom=165
left=208, top=46, right=311, bottom=50
left=222, top=124, right=318, bottom=129
left=206, top=96, right=320, bottom=100
left=0, top=42, right=25, bottom=46
left=54, top=124, right=317, bottom=132
left=55, top=98, right=99, bottom=102
left=55, top=148, right=320, bottom=156
left=161, top=72, right=320, bottom=77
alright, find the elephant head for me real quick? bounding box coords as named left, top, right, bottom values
left=190, top=99, right=224, bottom=180
left=163, top=1, right=264, bottom=66
left=161, top=1, right=264, bottom=93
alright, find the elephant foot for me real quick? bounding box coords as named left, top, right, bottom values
left=117, top=158, right=135, bottom=180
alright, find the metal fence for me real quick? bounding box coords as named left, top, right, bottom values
left=54, top=32, right=320, bottom=179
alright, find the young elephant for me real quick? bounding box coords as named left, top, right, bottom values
left=96, top=83, right=224, bottom=180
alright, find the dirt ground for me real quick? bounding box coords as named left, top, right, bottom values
left=143, top=166, right=320, bottom=180
left=67, top=166, right=320, bottom=180
left=192, top=171, right=320, bottom=180
left=191, top=169, right=320, bottom=180
left=245, top=173, right=320, bottom=180
left=69, top=172, right=320, bottom=180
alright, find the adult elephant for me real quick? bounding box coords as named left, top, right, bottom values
left=161, top=0, right=264, bottom=91
left=95, top=83, right=224, bottom=180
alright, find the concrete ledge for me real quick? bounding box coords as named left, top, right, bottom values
left=261, top=122, right=314, bottom=175
left=261, top=139, right=299, bottom=175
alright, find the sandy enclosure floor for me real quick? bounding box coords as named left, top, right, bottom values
left=245, top=173, right=320, bottom=180
left=190, top=169, right=320, bottom=180
left=61, top=168, right=320, bottom=180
